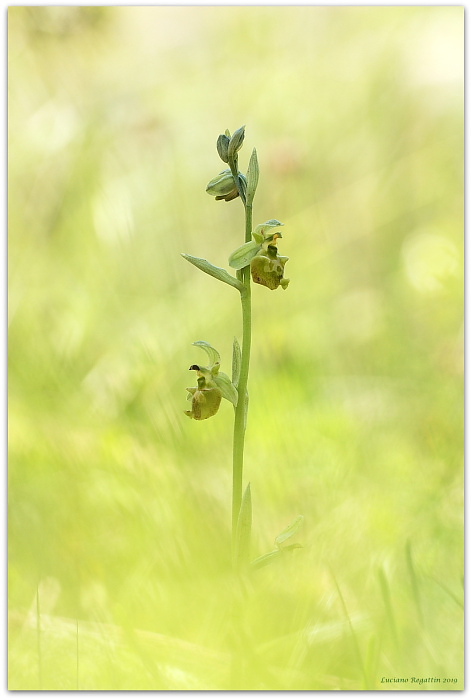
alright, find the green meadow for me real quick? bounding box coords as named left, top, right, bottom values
left=8, top=6, right=463, bottom=690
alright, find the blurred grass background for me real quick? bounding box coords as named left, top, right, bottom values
left=8, top=6, right=463, bottom=690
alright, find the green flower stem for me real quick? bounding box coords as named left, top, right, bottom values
left=232, top=278, right=251, bottom=543
left=245, top=202, right=253, bottom=243
left=231, top=162, right=253, bottom=551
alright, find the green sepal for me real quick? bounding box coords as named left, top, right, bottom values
left=228, top=240, right=262, bottom=270
left=253, top=220, right=284, bottom=237
left=206, top=169, right=236, bottom=197
left=232, top=336, right=242, bottom=387
left=233, top=483, right=252, bottom=569
left=192, top=341, right=220, bottom=367
left=213, top=371, right=238, bottom=407
left=274, top=515, right=304, bottom=548
left=246, top=148, right=259, bottom=204
left=238, top=173, right=247, bottom=202
left=181, top=254, right=245, bottom=293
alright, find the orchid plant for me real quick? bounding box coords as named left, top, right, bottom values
left=182, top=127, right=302, bottom=569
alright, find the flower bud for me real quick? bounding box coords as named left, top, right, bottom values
left=206, top=170, right=239, bottom=201
left=206, top=170, right=234, bottom=196
left=227, top=125, right=245, bottom=160
left=216, top=134, right=230, bottom=163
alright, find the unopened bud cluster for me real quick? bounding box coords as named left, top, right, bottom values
left=206, top=126, right=248, bottom=203
left=207, top=126, right=291, bottom=289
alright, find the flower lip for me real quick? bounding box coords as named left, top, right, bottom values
left=250, top=245, right=290, bottom=291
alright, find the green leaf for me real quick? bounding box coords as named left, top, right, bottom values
left=250, top=550, right=282, bottom=571
left=243, top=390, right=249, bottom=431
left=213, top=372, right=238, bottom=407
left=232, top=337, right=241, bottom=386
left=246, top=148, right=259, bottom=203
left=192, top=341, right=220, bottom=366
left=228, top=241, right=261, bottom=270
left=234, top=483, right=252, bottom=568
left=181, top=254, right=245, bottom=293
left=274, top=515, right=304, bottom=548
left=253, top=220, right=284, bottom=237
left=281, top=542, right=303, bottom=552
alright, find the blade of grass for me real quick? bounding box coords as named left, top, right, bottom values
left=233, top=482, right=252, bottom=569
left=330, top=570, right=369, bottom=689
left=426, top=575, right=464, bottom=609
left=36, top=585, right=42, bottom=690
left=378, top=567, right=399, bottom=651
left=405, top=539, right=424, bottom=626
left=76, top=619, right=79, bottom=690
